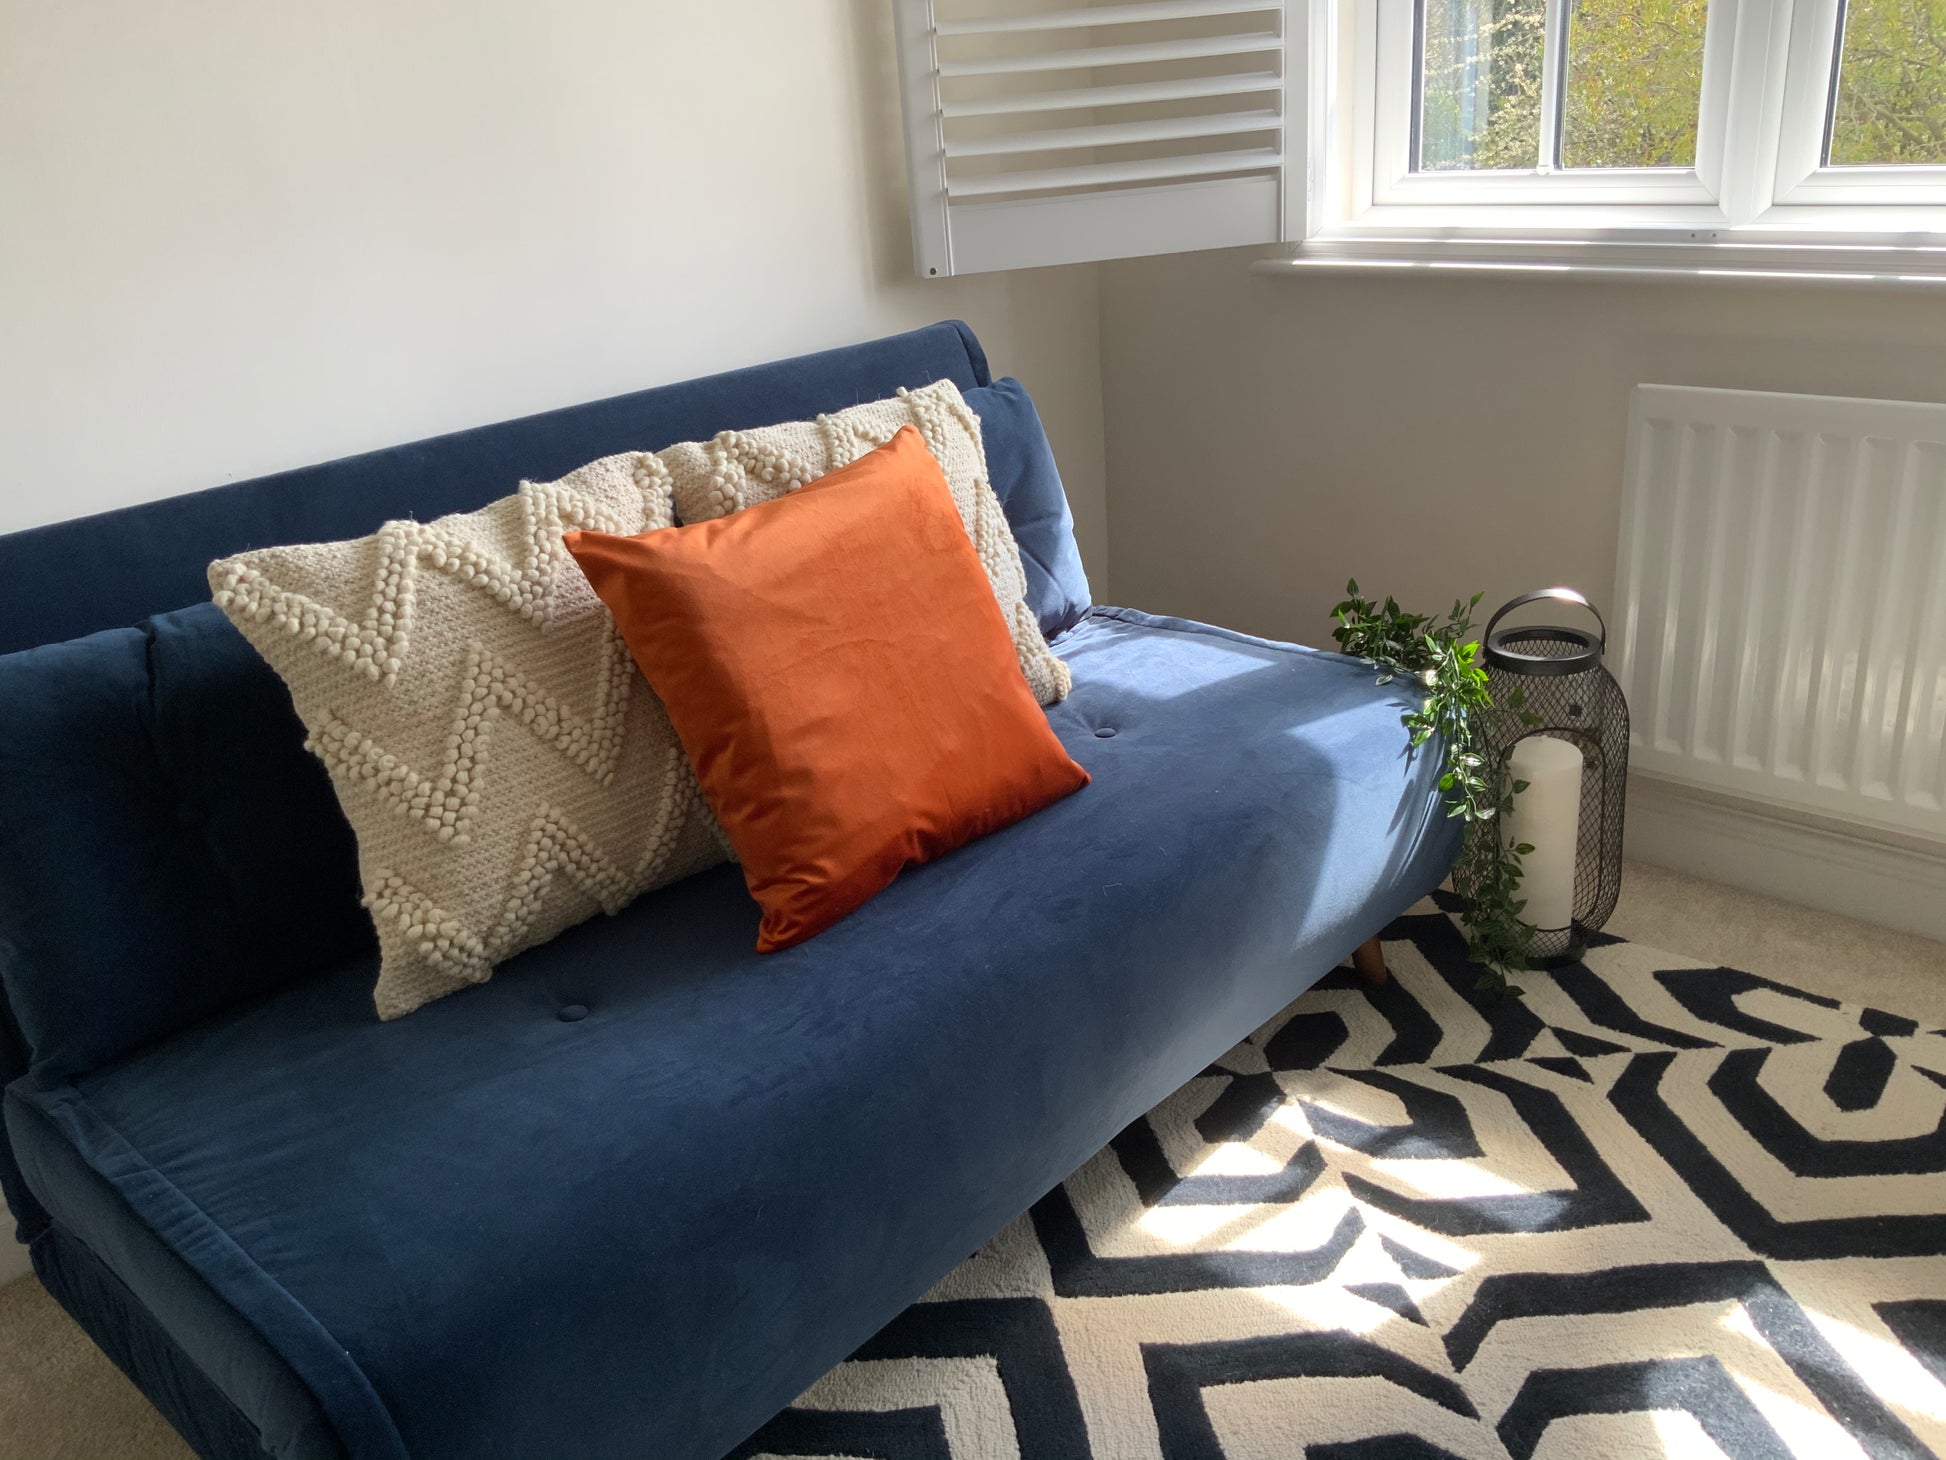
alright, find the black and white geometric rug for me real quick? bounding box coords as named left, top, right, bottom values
left=735, top=894, right=1946, bottom=1460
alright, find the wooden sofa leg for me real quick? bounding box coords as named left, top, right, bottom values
left=1351, top=935, right=1389, bottom=986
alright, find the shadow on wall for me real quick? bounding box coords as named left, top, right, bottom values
left=841, top=0, right=922, bottom=291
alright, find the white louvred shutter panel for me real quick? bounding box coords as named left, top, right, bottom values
left=894, top=0, right=1312, bottom=277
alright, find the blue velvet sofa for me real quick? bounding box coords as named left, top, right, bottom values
left=0, top=322, right=1459, bottom=1460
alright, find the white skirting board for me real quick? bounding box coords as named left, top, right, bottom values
left=1625, top=774, right=1946, bottom=944
left=1, top=1235, right=29, bottom=1287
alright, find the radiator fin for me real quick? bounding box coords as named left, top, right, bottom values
left=1616, top=386, right=1946, bottom=843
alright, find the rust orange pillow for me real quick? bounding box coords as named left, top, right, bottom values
left=564, top=426, right=1088, bottom=952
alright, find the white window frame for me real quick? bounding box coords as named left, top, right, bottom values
left=1272, top=0, right=1946, bottom=283
left=1366, top=0, right=1733, bottom=211
left=1768, top=0, right=1946, bottom=216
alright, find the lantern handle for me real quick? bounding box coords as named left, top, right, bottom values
left=1483, top=587, right=1606, bottom=651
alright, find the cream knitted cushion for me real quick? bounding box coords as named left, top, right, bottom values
left=658, top=379, right=1071, bottom=705
left=209, top=452, right=726, bottom=1019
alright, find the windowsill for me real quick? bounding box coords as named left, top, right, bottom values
left=1252, top=234, right=1946, bottom=288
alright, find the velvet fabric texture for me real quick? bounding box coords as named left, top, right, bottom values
left=0, top=323, right=1460, bottom=1460
left=567, top=428, right=1089, bottom=952
left=963, top=379, right=1092, bottom=639
left=0, top=606, right=368, bottom=1082
left=5, top=608, right=1459, bottom=1460
left=0, top=322, right=995, bottom=1248
left=31, top=1229, right=285, bottom=1460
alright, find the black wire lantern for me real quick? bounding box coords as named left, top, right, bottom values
left=1464, top=588, right=1628, bottom=969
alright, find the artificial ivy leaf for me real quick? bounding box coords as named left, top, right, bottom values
left=1320, top=579, right=1532, bottom=1000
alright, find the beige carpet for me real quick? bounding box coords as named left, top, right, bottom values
left=1, top=861, right=1939, bottom=1460
left=0, top=1274, right=194, bottom=1460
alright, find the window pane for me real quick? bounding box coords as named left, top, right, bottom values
left=1828, top=0, right=1946, bottom=165
left=1560, top=0, right=1709, bottom=168
left=1418, top=0, right=1546, bottom=171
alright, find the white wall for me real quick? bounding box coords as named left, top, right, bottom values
left=0, top=0, right=1108, bottom=586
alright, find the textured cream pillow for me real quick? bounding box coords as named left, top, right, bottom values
left=657, top=379, right=1071, bottom=705
left=210, top=453, right=727, bottom=1019
left=210, top=381, right=1064, bottom=1017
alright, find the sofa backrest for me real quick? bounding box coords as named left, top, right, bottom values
left=0, top=321, right=1032, bottom=1244
left=0, top=604, right=375, bottom=1086
left=0, top=322, right=992, bottom=656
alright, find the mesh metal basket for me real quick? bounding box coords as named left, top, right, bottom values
left=1458, top=589, right=1629, bottom=969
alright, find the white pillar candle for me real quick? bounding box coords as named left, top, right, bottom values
left=1501, top=735, right=1585, bottom=933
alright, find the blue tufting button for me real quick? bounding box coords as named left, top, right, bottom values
left=1094, top=727, right=1117, bottom=738
left=558, top=1004, right=589, bottom=1023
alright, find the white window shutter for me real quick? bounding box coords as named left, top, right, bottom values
left=894, top=0, right=1312, bottom=277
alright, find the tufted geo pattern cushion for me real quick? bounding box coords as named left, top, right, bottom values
left=209, top=452, right=726, bottom=1019
left=658, top=378, right=1070, bottom=705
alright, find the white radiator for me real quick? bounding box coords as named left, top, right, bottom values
left=1615, top=385, right=1946, bottom=846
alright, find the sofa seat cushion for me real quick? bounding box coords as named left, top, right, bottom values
left=4, top=609, right=1459, bottom=1460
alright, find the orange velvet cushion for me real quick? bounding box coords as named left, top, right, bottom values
left=564, top=426, right=1089, bottom=952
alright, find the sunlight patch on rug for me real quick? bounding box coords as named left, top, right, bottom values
left=734, top=895, right=1946, bottom=1460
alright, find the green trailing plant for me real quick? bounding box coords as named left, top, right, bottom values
left=1330, top=581, right=1542, bottom=998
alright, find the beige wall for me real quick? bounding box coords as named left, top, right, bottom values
left=0, top=0, right=1107, bottom=586
left=1097, top=248, right=1946, bottom=646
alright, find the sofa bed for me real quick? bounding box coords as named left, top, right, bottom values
left=0, top=321, right=1459, bottom=1459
